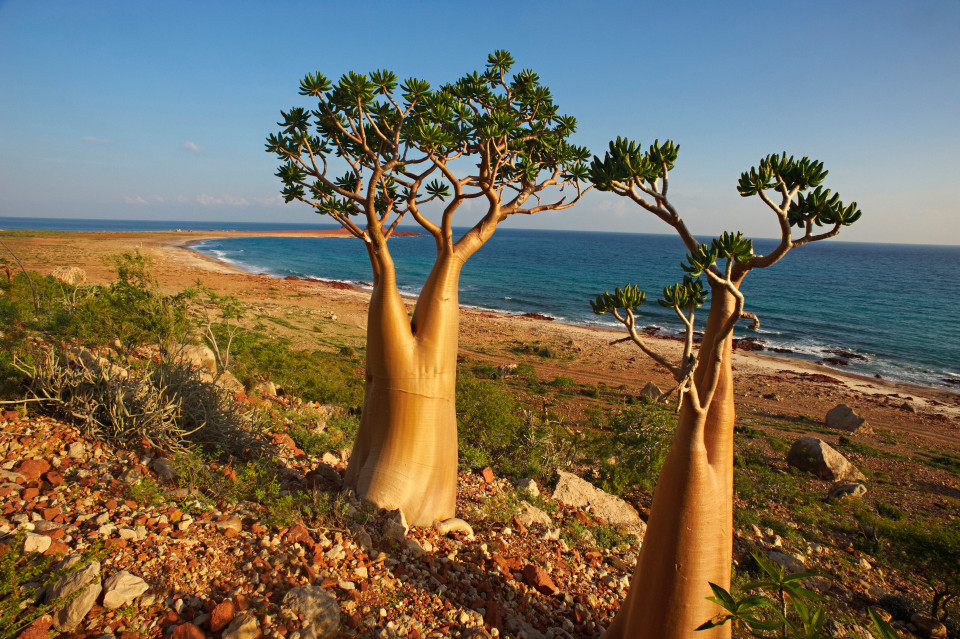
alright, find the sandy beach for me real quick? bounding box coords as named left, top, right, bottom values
left=3, top=228, right=958, bottom=444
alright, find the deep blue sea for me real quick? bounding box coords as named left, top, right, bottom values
left=4, top=216, right=959, bottom=390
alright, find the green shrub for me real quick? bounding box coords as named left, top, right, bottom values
left=588, top=403, right=674, bottom=496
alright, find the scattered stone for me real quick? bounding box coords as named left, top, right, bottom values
left=828, top=481, right=867, bottom=500
left=911, top=613, right=948, bottom=638
left=382, top=509, right=409, bottom=541
left=522, top=564, right=559, bottom=595
left=47, top=558, right=102, bottom=631
left=16, top=614, right=53, bottom=639
left=515, top=478, right=539, bottom=497
left=786, top=437, right=866, bottom=482
left=24, top=531, right=52, bottom=554
left=825, top=404, right=872, bottom=434
left=639, top=381, right=662, bottom=402
left=101, top=570, right=149, bottom=609
left=215, top=515, right=243, bottom=534
left=435, top=518, right=474, bottom=538
left=216, top=371, right=245, bottom=393
left=767, top=550, right=805, bottom=574
left=222, top=611, right=261, bottom=639
left=253, top=380, right=277, bottom=397
left=170, top=623, right=205, bottom=639
left=283, top=585, right=340, bottom=639
left=178, top=345, right=218, bottom=374
left=67, top=441, right=86, bottom=460
left=150, top=457, right=178, bottom=482
left=480, top=466, right=495, bottom=483
left=209, top=600, right=236, bottom=633
left=16, top=459, right=51, bottom=481
left=553, top=470, right=646, bottom=538
left=516, top=502, right=552, bottom=528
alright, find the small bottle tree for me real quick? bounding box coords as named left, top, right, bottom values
left=588, top=140, right=861, bottom=638
left=267, top=52, right=589, bottom=525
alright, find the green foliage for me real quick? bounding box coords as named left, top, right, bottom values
left=590, top=283, right=645, bottom=315
left=586, top=403, right=674, bottom=496
left=128, top=476, right=166, bottom=509
left=588, top=137, right=679, bottom=190
left=268, top=51, right=589, bottom=223
left=456, top=369, right=570, bottom=480
left=0, top=529, right=105, bottom=637
left=228, top=332, right=363, bottom=408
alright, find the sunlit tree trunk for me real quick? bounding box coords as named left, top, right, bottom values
left=344, top=249, right=464, bottom=526
left=603, top=275, right=742, bottom=639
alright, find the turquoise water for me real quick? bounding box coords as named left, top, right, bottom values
left=2, top=217, right=956, bottom=389
left=190, top=228, right=960, bottom=390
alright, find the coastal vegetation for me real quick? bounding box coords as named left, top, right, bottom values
left=265, top=51, right=590, bottom=525
left=0, top=250, right=958, bottom=636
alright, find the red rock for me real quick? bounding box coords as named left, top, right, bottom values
left=21, top=487, right=39, bottom=501
left=209, top=600, right=236, bottom=633
left=285, top=523, right=311, bottom=544
left=16, top=459, right=50, bottom=481
left=0, top=486, right=13, bottom=498
left=36, top=539, right=70, bottom=556
left=522, top=564, right=559, bottom=595
left=15, top=613, right=52, bottom=639
left=480, top=466, right=495, bottom=483
left=1, top=410, right=18, bottom=421
left=223, top=527, right=239, bottom=539
left=161, top=610, right=181, bottom=630
left=491, top=554, right=521, bottom=574
left=123, top=500, right=138, bottom=509
left=346, top=612, right=362, bottom=629
left=42, top=470, right=64, bottom=486
left=484, top=600, right=506, bottom=630
left=104, top=538, right=128, bottom=549
left=169, top=622, right=205, bottom=639
left=168, top=508, right=182, bottom=523
left=42, top=507, right=60, bottom=520
left=234, top=595, right=250, bottom=611
left=105, top=499, right=118, bottom=510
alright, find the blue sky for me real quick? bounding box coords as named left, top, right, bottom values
left=1, top=0, right=957, bottom=244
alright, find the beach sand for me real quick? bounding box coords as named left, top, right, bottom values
left=3, top=228, right=958, bottom=448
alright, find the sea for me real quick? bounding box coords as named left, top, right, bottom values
left=4, top=216, right=959, bottom=391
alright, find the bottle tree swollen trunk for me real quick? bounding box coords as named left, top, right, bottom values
left=344, top=246, right=465, bottom=526
left=603, top=274, right=744, bottom=639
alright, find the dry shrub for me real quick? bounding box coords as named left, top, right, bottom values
left=26, top=348, right=271, bottom=458
left=50, top=266, right=87, bottom=286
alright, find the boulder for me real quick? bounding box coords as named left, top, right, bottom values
left=283, top=585, right=340, bottom=639
left=825, top=404, right=872, bottom=434
left=177, top=345, right=218, bottom=374
left=911, top=613, right=948, bottom=638
left=639, top=382, right=662, bottom=402
left=101, top=570, right=149, bottom=609
left=216, top=370, right=245, bottom=393
left=222, top=611, right=261, bottom=639
left=767, top=550, right=806, bottom=574
left=47, top=558, right=102, bottom=631
left=516, top=502, right=552, bottom=528
left=553, top=470, right=646, bottom=538
left=787, top=437, right=866, bottom=482
left=828, top=481, right=867, bottom=500
left=252, top=380, right=277, bottom=397
left=515, top=478, right=539, bottom=498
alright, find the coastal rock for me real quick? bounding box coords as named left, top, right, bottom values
left=787, top=437, right=866, bottom=482
left=553, top=470, right=646, bottom=538
left=282, top=585, right=340, bottom=639
left=825, top=404, right=872, bottom=434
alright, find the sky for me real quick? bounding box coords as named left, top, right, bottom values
left=1, top=0, right=958, bottom=245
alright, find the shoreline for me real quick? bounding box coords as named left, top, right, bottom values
left=4, top=228, right=958, bottom=427
left=178, top=233, right=959, bottom=397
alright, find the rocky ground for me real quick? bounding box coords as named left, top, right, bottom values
left=3, top=383, right=957, bottom=639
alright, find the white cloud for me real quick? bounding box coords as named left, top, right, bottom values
left=183, top=141, right=203, bottom=153
left=124, top=196, right=149, bottom=205
left=82, top=136, right=108, bottom=143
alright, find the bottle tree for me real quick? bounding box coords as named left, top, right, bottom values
left=588, top=141, right=861, bottom=638
left=267, top=52, right=589, bottom=525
